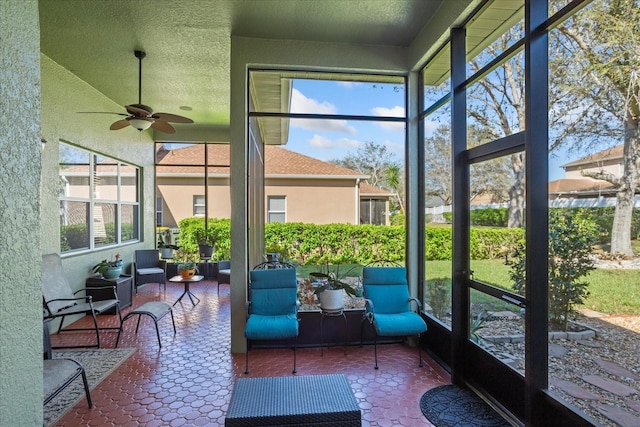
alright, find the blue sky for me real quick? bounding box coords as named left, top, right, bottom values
left=284, top=79, right=570, bottom=181
left=285, top=79, right=406, bottom=164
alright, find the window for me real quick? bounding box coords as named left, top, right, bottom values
left=156, top=196, right=163, bottom=226
left=59, top=143, right=140, bottom=253
left=267, top=196, right=286, bottom=223
left=193, top=195, right=205, bottom=216
left=360, top=199, right=386, bottom=225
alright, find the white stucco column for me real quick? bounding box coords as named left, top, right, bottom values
left=1, top=1, right=43, bottom=425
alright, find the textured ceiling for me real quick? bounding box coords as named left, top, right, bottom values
left=39, top=0, right=453, bottom=138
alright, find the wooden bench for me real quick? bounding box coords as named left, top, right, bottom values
left=225, top=374, right=361, bottom=426
left=44, top=358, right=92, bottom=408
left=116, top=301, right=176, bottom=348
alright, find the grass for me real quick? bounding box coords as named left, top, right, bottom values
left=424, top=259, right=640, bottom=316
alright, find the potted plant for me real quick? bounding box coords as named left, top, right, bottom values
left=193, top=227, right=216, bottom=260
left=91, top=253, right=123, bottom=280
left=311, top=267, right=357, bottom=311
left=174, top=248, right=199, bottom=279
left=158, top=241, right=180, bottom=259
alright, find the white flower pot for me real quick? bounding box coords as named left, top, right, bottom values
left=318, top=289, right=344, bottom=311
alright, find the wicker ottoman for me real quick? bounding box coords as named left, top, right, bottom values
left=225, top=374, right=361, bottom=426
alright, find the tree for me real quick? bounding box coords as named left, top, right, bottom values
left=424, top=123, right=512, bottom=207
left=553, top=0, right=640, bottom=255
left=467, top=28, right=527, bottom=228
left=330, top=141, right=405, bottom=213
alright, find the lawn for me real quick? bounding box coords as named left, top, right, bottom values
left=425, top=259, right=640, bottom=316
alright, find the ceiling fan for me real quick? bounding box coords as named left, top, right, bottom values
left=81, top=50, right=193, bottom=134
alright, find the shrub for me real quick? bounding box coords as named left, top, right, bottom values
left=508, top=212, right=598, bottom=330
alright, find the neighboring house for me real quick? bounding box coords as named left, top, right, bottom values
left=549, top=145, right=630, bottom=207
left=155, top=144, right=392, bottom=227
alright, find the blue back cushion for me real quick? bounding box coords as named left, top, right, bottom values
left=249, top=268, right=297, bottom=316
left=362, top=266, right=410, bottom=314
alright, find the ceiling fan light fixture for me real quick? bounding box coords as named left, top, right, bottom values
left=128, top=118, right=153, bottom=130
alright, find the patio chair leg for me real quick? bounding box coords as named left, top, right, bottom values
left=374, top=334, right=379, bottom=370
left=56, top=316, right=66, bottom=334
left=80, top=365, right=93, bottom=408
left=90, top=310, right=101, bottom=348
left=292, top=337, right=297, bottom=374
left=244, top=340, right=250, bottom=375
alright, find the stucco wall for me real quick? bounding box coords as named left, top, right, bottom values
left=0, top=1, right=43, bottom=425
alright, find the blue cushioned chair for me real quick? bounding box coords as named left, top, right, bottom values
left=361, top=266, right=427, bottom=369
left=245, top=268, right=299, bottom=374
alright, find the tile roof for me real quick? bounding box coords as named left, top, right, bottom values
left=548, top=178, right=615, bottom=194
left=360, top=182, right=394, bottom=196
left=156, top=143, right=368, bottom=178
left=562, top=145, right=623, bottom=168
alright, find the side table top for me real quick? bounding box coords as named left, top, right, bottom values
left=169, top=275, right=204, bottom=283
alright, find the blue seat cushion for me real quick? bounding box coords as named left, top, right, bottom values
left=373, top=312, right=427, bottom=337
left=245, top=314, right=299, bottom=340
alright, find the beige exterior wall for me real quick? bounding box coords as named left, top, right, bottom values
left=156, top=176, right=361, bottom=227
left=157, top=176, right=231, bottom=227
left=565, top=160, right=622, bottom=180
left=265, top=178, right=359, bottom=224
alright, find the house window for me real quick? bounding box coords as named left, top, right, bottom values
left=360, top=199, right=386, bottom=225
left=59, top=142, right=140, bottom=253
left=267, top=196, right=286, bottom=223
left=193, top=195, right=206, bottom=216
left=156, top=196, right=163, bottom=226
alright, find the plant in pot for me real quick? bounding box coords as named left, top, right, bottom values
left=311, top=268, right=357, bottom=312
left=193, top=227, right=216, bottom=260
left=158, top=241, right=180, bottom=259
left=174, top=248, right=199, bottom=279
left=91, top=253, right=123, bottom=280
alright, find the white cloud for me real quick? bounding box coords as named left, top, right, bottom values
left=309, top=134, right=334, bottom=148
left=372, top=106, right=405, bottom=117
left=336, top=81, right=362, bottom=88
left=290, top=88, right=357, bottom=134
left=309, top=135, right=362, bottom=150
left=372, top=105, right=405, bottom=131
left=291, top=88, right=336, bottom=114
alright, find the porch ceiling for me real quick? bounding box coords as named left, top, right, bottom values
left=38, top=0, right=487, bottom=142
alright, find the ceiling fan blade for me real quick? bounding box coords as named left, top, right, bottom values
left=77, top=111, right=129, bottom=116
left=126, top=104, right=153, bottom=116
left=152, top=112, right=194, bottom=123
left=110, top=119, right=131, bottom=130
left=150, top=119, right=176, bottom=134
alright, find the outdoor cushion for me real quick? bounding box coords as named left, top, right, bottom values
left=245, top=313, right=299, bottom=340
left=137, top=267, right=164, bottom=275
left=373, top=312, right=427, bottom=336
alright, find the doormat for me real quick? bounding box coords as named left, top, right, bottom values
left=420, top=384, right=511, bottom=427
left=44, top=348, right=136, bottom=426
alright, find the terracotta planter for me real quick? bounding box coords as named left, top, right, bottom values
left=180, top=269, right=196, bottom=279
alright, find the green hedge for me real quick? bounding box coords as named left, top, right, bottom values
left=177, top=218, right=525, bottom=263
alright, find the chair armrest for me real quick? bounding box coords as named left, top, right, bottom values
left=363, top=298, right=375, bottom=323
left=245, top=301, right=251, bottom=317
left=409, top=297, right=422, bottom=312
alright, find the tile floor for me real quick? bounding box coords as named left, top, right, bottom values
left=48, top=278, right=450, bottom=426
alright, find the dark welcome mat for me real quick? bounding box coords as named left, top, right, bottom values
left=420, top=384, right=512, bottom=427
